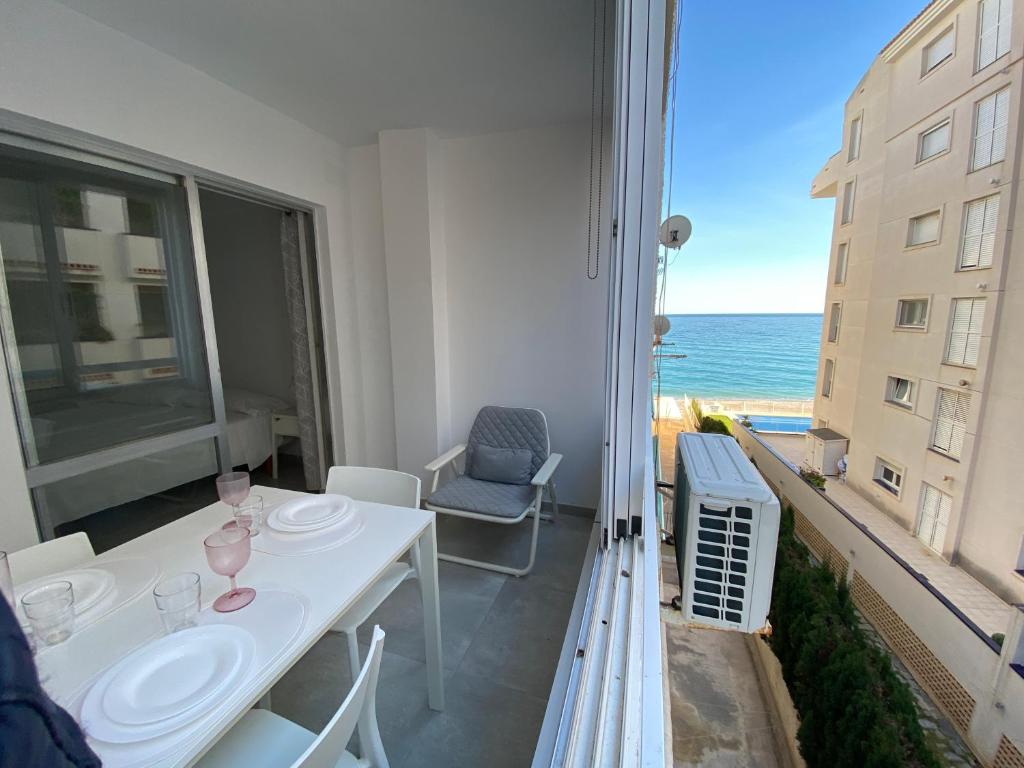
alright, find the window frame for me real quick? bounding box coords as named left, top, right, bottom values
left=922, top=24, right=956, bottom=77
left=840, top=178, right=856, bottom=225
left=847, top=114, right=863, bottom=163
left=873, top=457, right=905, bottom=497
left=931, top=387, right=971, bottom=460
left=906, top=208, right=943, bottom=248
left=916, top=118, right=952, bottom=164
left=895, top=296, right=931, bottom=331
left=916, top=483, right=953, bottom=554
left=821, top=358, right=835, bottom=399
left=975, top=0, right=1012, bottom=72
left=884, top=375, right=915, bottom=411
left=958, top=194, right=999, bottom=271
left=834, top=241, right=849, bottom=285
left=970, top=86, right=1011, bottom=172
left=943, top=296, right=986, bottom=368
left=827, top=301, right=842, bottom=343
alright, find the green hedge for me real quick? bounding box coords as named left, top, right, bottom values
left=768, top=506, right=940, bottom=768
left=698, top=415, right=732, bottom=435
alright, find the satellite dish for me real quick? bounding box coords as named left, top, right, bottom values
left=659, top=215, right=692, bottom=249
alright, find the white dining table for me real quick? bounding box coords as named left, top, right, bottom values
left=36, top=485, right=444, bottom=767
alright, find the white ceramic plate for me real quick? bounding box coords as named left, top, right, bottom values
left=267, top=494, right=351, bottom=533
left=16, top=568, right=115, bottom=618
left=81, top=625, right=255, bottom=742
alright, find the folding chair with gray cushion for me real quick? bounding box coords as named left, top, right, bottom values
left=425, top=406, right=562, bottom=576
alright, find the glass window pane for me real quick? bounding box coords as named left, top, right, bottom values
left=0, top=147, right=214, bottom=465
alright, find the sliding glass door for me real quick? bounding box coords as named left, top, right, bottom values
left=0, top=144, right=222, bottom=536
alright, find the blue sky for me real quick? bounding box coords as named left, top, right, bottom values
left=662, top=0, right=925, bottom=314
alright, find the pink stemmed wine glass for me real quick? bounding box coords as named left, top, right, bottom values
left=203, top=527, right=256, bottom=612
left=216, top=471, right=250, bottom=513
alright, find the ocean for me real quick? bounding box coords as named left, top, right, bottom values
left=655, top=314, right=822, bottom=401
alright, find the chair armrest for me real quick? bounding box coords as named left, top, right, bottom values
left=531, top=453, right=563, bottom=487
left=425, top=444, right=467, bottom=473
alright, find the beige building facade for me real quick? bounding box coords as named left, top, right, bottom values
left=812, top=0, right=1024, bottom=602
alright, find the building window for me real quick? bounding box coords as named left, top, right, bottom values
left=959, top=194, right=999, bottom=269
left=945, top=297, right=985, bottom=367
left=923, top=26, right=955, bottom=75
left=873, top=458, right=904, bottom=496
left=137, top=285, right=170, bottom=339
left=821, top=359, right=835, bottom=398
left=896, top=298, right=929, bottom=329
left=827, top=302, right=842, bottom=343
left=977, top=0, right=1012, bottom=71
left=67, top=283, right=113, bottom=343
left=53, top=187, right=87, bottom=229
left=917, top=120, right=951, bottom=162
left=841, top=180, right=855, bottom=224
left=848, top=116, right=862, bottom=162
left=834, top=242, right=849, bottom=285
left=971, top=87, right=1010, bottom=170
left=126, top=198, right=159, bottom=237
left=932, top=388, right=970, bottom=458
left=885, top=376, right=914, bottom=409
left=917, top=484, right=953, bottom=553
left=907, top=210, right=941, bottom=246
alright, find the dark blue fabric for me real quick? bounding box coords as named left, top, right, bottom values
left=0, top=596, right=100, bottom=768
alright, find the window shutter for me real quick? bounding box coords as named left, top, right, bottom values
left=920, top=122, right=950, bottom=160
left=960, top=195, right=999, bottom=268
left=933, top=389, right=970, bottom=457
left=828, top=303, right=841, bottom=342
left=909, top=212, right=940, bottom=245
left=822, top=359, right=834, bottom=397
left=946, top=298, right=985, bottom=366
left=841, top=181, right=855, bottom=224
left=924, top=28, right=954, bottom=72
left=918, top=485, right=939, bottom=544
left=973, top=93, right=996, bottom=169
left=996, top=0, right=1012, bottom=59
left=978, top=0, right=1000, bottom=68
left=849, top=117, right=862, bottom=162
left=992, top=88, right=1010, bottom=163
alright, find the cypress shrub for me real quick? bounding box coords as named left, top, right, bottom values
left=768, top=506, right=940, bottom=768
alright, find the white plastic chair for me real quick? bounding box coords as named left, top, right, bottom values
left=198, top=626, right=389, bottom=768
left=325, top=466, right=421, bottom=680
left=9, top=532, right=95, bottom=585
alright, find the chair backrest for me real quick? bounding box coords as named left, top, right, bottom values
left=292, top=626, right=388, bottom=768
left=325, top=466, right=421, bottom=508
left=9, top=532, right=95, bottom=585
left=465, top=406, right=550, bottom=478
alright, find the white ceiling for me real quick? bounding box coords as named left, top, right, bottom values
left=56, top=0, right=596, bottom=146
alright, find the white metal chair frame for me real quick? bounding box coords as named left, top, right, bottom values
left=9, top=532, right=95, bottom=585
left=325, top=466, right=421, bottom=680
left=425, top=412, right=562, bottom=577
left=198, top=626, right=389, bottom=768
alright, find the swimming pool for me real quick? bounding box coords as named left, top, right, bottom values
left=742, top=415, right=812, bottom=433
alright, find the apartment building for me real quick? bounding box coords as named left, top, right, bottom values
left=811, top=0, right=1024, bottom=602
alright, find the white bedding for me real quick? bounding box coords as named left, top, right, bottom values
left=226, top=409, right=274, bottom=472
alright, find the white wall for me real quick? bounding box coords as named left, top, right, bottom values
left=200, top=191, right=294, bottom=404
left=441, top=123, right=607, bottom=508
left=0, top=0, right=394, bottom=548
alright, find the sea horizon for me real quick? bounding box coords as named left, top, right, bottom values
left=656, top=313, right=822, bottom=401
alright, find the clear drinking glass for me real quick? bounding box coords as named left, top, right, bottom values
left=204, top=528, right=255, bottom=613
left=153, top=572, right=202, bottom=633
left=233, top=494, right=263, bottom=537
left=21, top=581, right=75, bottom=646
left=0, top=551, right=13, bottom=609
left=216, top=471, right=250, bottom=512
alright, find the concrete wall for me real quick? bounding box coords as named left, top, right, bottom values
left=200, top=191, right=294, bottom=404
left=735, top=423, right=1024, bottom=765
left=0, top=0, right=390, bottom=549
left=810, top=0, right=1024, bottom=600
left=346, top=122, right=607, bottom=508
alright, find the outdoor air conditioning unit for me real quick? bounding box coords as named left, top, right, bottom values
left=673, top=432, right=780, bottom=633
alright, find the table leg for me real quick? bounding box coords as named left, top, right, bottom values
left=418, top=519, right=444, bottom=711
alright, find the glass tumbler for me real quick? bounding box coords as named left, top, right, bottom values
left=233, top=495, right=264, bottom=537
left=21, top=581, right=75, bottom=646
left=153, top=572, right=202, bottom=633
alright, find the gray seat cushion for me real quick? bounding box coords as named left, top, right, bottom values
left=427, top=475, right=535, bottom=519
